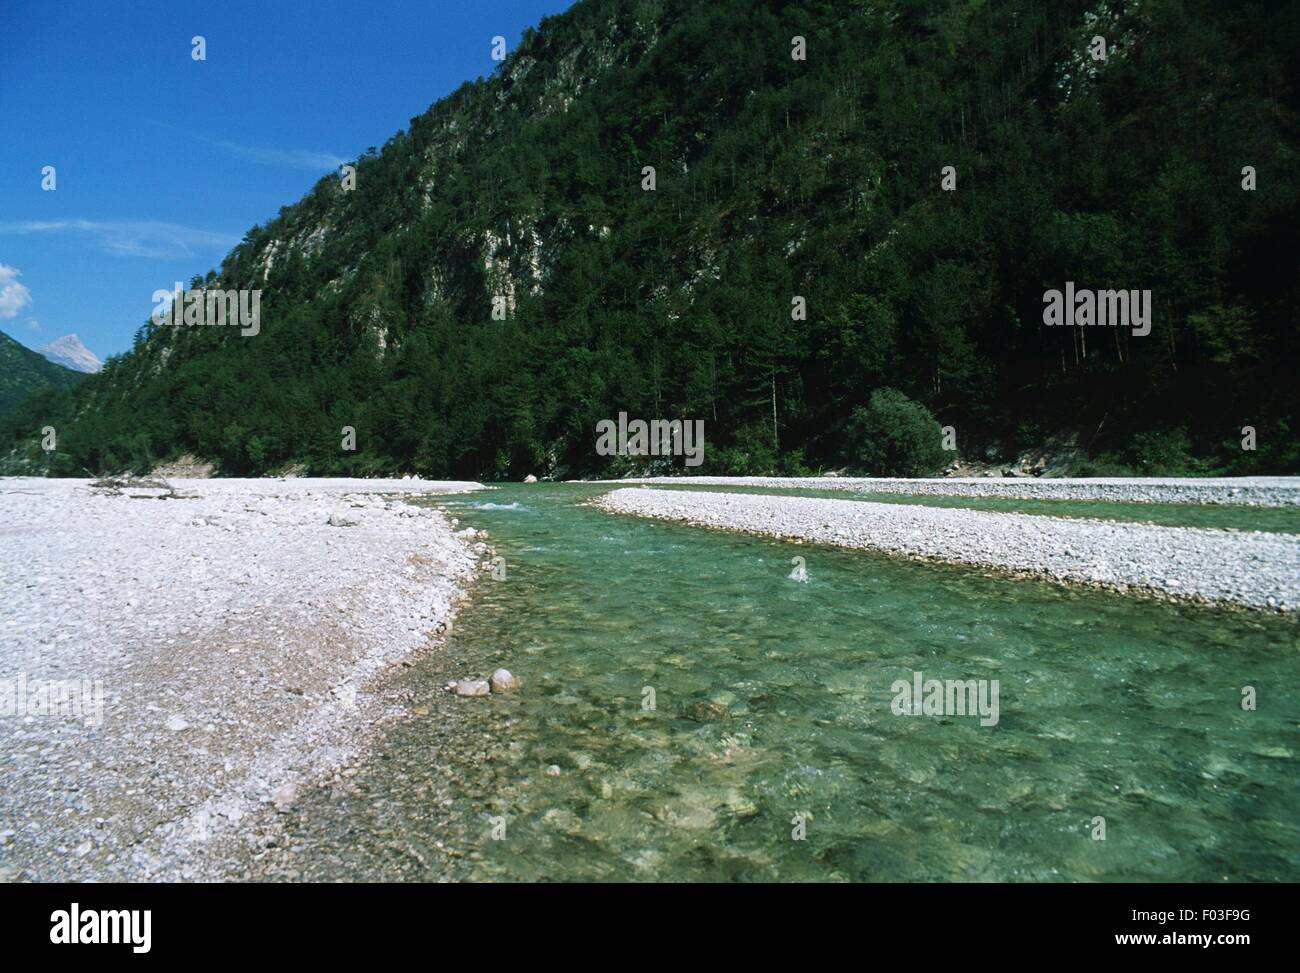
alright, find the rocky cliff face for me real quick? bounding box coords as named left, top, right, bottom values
left=98, top=0, right=656, bottom=383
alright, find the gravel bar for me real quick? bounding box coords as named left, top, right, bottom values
left=0, top=476, right=484, bottom=881
left=595, top=475, right=1300, bottom=507
left=597, top=487, right=1300, bottom=612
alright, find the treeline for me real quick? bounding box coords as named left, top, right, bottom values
left=4, top=0, right=1298, bottom=478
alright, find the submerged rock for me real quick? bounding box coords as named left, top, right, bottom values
left=455, top=679, right=491, bottom=697
left=655, top=798, right=717, bottom=831
left=489, top=668, right=519, bottom=693
left=683, top=701, right=730, bottom=723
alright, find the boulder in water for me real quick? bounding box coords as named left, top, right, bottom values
left=489, top=668, right=518, bottom=693
left=455, top=679, right=490, bottom=697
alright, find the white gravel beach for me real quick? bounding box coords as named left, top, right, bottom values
left=597, top=487, right=1300, bottom=612
left=598, top=475, right=1300, bottom=507
left=0, top=476, right=484, bottom=881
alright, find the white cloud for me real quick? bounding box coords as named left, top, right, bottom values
left=0, top=264, right=34, bottom=319
left=200, top=135, right=346, bottom=171
left=0, top=220, right=241, bottom=259
left=145, top=120, right=345, bottom=171
left=26, top=317, right=41, bottom=332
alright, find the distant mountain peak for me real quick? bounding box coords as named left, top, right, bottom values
left=40, top=334, right=101, bottom=374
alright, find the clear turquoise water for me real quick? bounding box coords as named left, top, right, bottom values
left=277, top=484, right=1300, bottom=882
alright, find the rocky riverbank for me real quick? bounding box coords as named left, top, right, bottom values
left=0, top=476, right=484, bottom=881
left=596, top=487, right=1300, bottom=612
left=596, top=475, right=1300, bottom=507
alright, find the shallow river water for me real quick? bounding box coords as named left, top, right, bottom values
left=270, top=483, right=1299, bottom=882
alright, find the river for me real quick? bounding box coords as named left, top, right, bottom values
left=264, top=483, right=1299, bottom=882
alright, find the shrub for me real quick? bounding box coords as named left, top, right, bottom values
left=1124, top=428, right=1207, bottom=476
left=845, top=388, right=946, bottom=477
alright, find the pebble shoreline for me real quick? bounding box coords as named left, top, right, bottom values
left=596, top=475, right=1300, bottom=507
left=0, top=477, right=484, bottom=881
left=596, top=487, right=1300, bottom=612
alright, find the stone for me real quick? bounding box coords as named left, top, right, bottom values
left=683, top=701, right=729, bottom=722
left=271, top=783, right=298, bottom=810
left=455, top=679, right=490, bottom=697
left=523, top=474, right=538, bottom=483
left=654, top=799, right=717, bottom=831
left=489, top=668, right=518, bottom=693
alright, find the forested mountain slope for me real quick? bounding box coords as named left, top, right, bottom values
left=5, top=0, right=1297, bottom=477
left=0, top=330, right=83, bottom=417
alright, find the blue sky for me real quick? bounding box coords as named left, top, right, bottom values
left=0, top=0, right=574, bottom=361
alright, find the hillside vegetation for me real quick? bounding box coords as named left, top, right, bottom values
left=0, top=330, right=83, bottom=417
left=4, top=0, right=1297, bottom=478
